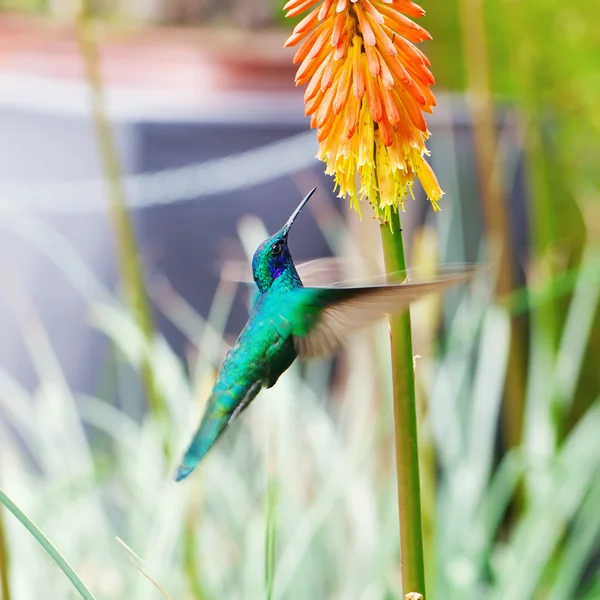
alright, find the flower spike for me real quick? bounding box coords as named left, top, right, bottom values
left=285, top=0, right=443, bottom=223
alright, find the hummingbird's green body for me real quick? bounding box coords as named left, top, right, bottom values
left=175, top=189, right=472, bottom=481
left=175, top=193, right=313, bottom=481
left=176, top=290, right=299, bottom=481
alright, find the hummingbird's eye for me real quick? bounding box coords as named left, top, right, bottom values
left=271, top=242, right=283, bottom=256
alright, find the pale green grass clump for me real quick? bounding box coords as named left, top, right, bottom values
left=0, top=207, right=598, bottom=599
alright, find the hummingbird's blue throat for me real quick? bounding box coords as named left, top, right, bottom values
left=267, top=244, right=290, bottom=282
left=271, top=265, right=286, bottom=280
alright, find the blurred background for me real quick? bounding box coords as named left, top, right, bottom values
left=0, top=0, right=598, bottom=599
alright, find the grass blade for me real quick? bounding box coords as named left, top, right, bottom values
left=0, top=506, right=11, bottom=600
left=491, top=400, right=600, bottom=600
left=548, top=477, right=600, bottom=600
left=265, top=464, right=278, bottom=600
left=0, top=488, right=96, bottom=600
left=116, top=537, right=172, bottom=599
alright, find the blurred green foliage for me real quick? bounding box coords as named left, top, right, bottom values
left=0, top=0, right=45, bottom=14
left=425, top=0, right=600, bottom=423
left=426, top=0, right=599, bottom=227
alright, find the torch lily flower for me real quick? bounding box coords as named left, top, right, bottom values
left=284, top=0, right=443, bottom=223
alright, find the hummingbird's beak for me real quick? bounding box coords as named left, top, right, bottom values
left=281, top=187, right=317, bottom=238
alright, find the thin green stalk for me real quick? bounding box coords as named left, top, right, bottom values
left=502, top=0, right=559, bottom=350
left=502, top=0, right=561, bottom=466
left=75, top=10, right=170, bottom=455
left=458, top=0, right=526, bottom=449
left=0, top=488, right=96, bottom=600
left=265, top=452, right=278, bottom=600
left=380, top=210, right=426, bottom=598
left=183, top=509, right=206, bottom=600
left=0, top=506, right=11, bottom=600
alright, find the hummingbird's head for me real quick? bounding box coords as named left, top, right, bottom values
left=252, top=188, right=317, bottom=293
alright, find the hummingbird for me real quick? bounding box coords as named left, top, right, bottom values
left=175, top=188, right=473, bottom=481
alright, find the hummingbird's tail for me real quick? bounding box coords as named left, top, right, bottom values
left=174, top=392, right=232, bottom=481
left=175, top=382, right=262, bottom=481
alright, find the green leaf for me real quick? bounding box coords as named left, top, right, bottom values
left=0, top=488, right=96, bottom=600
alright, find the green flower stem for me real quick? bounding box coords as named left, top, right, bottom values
left=0, top=506, right=12, bottom=600
left=75, top=9, right=170, bottom=455
left=380, top=210, right=426, bottom=598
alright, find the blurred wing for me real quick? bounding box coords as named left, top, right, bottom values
left=297, top=259, right=482, bottom=288
left=218, top=259, right=253, bottom=284
left=291, top=269, right=475, bottom=358
left=217, top=256, right=350, bottom=286
left=218, top=257, right=369, bottom=286
left=219, top=257, right=480, bottom=287
left=296, top=257, right=363, bottom=286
